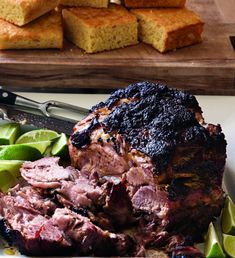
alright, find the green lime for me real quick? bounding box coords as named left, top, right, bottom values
left=0, top=160, right=24, bottom=192
left=15, top=129, right=59, bottom=144
left=51, top=133, right=69, bottom=159
left=0, top=160, right=24, bottom=178
left=0, top=123, right=21, bottom=145
left=23, top=141, right=52, bottom=154
left=0, top=144, right=42, bottom=161
left=222, top=196, right=235, bottom=235
left=223, top=234, right=235, bottom=258
left=204, top=222, right=225, bottom=258
left=0, top=170, right=18, bottom=192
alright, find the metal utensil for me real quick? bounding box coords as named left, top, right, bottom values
left=0, top=105, right=76, bottom=135
left=0, top=89, right=89, bottom=123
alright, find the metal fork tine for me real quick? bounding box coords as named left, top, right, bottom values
left=43, top=101, right=89, bottom=116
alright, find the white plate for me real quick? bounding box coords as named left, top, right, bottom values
left=0, top=93, right=235, bottom=257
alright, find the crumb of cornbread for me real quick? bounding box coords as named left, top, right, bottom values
left=0, top=11, right=63, bottom=49
left=131, top=8, right=204, bottom=53
left=60, top=0, right=109, bottom=8
left=62, top=4, right=138, bottom=53
left=123, top=0, right=186, bottom=8
left=0, top=0, right=59, bottom=26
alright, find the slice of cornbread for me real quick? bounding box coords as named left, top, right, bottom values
left=0, top=11, right=63, bottom=49
left=123, top=0, right=186, bottom=8
left=60, top=0, right=109, bottom=8
left=131, top=8, right=204, bottom=53
left=62, top=4, right=138, bottom=53
left=0, top=0, right=59, bottom=26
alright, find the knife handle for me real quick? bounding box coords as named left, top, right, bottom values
left=0, top=89, right=17, bottom=105
left=0, top=89, right=40, bottom=111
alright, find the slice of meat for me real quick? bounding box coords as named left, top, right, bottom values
left=126, top=166, right=154, bottom=187
left=132, top=186, right=173, bottom=220
left=8, top=182, right=57, bottom=216
left=0, top=181, right=58, bottom=217
left=73, top=138, right=129, bottom=176
left=103, top=182, right=134, bottom=227
left=57, top=178, right=102, bottom=208
left=20, top=157, right=79, bottom=189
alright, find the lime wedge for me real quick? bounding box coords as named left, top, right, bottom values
left=0, top=123, right=21, bottom=145
left=0, top=145, right=42, bottom=161
left=0, top=160, right=24, bottom=192
left=51, top=133, right=69, bottom=159
left=23, top=141, right=52, bottom=154
left=0, top=160, right=24, bottom=178
left=222, top=196, right=235, bottom=235
left=204, top=222, right=225, bottom=258
left=223, top=234, right=235, bottom=258
left=15, top=129, right=59, bottom=144
left=0, top=170, right=18, bottom=192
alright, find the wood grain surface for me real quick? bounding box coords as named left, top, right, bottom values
left=0, top=0, right=235, bottom=94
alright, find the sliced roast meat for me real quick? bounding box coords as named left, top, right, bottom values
left=126, top=166, right=154, bottom=188
left=57, top=178, right=102, bottom=208
left=57, top=180, right=134, bottom=227
left=0, top=184, right=57, bottom=217
left=8, top=183, right=57, bottom=216
left=20, top=157, right=134, bottom=228
left=71, top=139, right=129, bottom=176
left=103, top=182, right=134, bottom=227
left=0, top=195, right=72, bottom=256
left=20, top=157, right=101, bottom=209
left=20, top=157, right=79, bottom=189
left=0, top=192, right=135, bottom=257
left=51, top=208, right=134, bottom=256
left=132, top=186, right=174, bottom=220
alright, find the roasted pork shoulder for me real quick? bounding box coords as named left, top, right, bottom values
left=69, top=81, right=226, bottom=255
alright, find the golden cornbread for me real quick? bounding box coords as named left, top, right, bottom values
left=62, top=4, right=138, bottom=53
left=60, top=0, right=108, bottom=8
left=123, top=0, right=186, bottom=8
left=0, top=11, right=63, bottom=49
left=131, top=8, right=204, bottom=53
left=0, top=0, right=59, bottom=26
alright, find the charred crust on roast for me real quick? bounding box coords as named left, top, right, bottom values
left=168, top=178, right=190, bottom=201
left=79, top=82, right=225, bottom=174
left=71, top=207, right=89, bottom=217
left=71, top=130, right=91, bottom=148
left=0, top=218, right=14, bottom=245
left=71, top=117, right=100, bottom=148
left=91, top=82, right=201, bottom=112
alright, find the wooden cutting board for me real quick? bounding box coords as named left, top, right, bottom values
left=0, top=0, right=235, bottom=94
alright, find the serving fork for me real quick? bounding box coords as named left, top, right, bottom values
left=0, top=88, right=89, bottom=123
